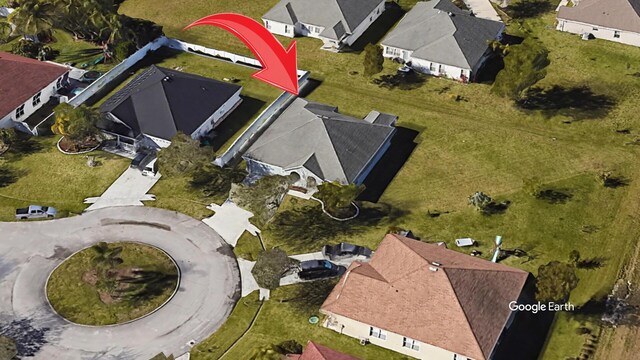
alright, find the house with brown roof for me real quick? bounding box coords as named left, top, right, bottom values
left=286, top=341, right=362, bottom=360
left=320, top=234, right=532, bottom=360
left=0, top=51, right=69, bottom=133
left=557, top=0, right=640, bottom=47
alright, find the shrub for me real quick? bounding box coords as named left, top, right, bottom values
left=114, top=40, right=136, bottom=61
left=156, top=133, right=213, bottom=177
left=492, top=38, right=550, bottom=100
left=536, top=261, right=579, bottom=303
left=363, top=43, right=384, bottom=77
left=251, top=249, right=299, bottom=290
left=315, top=181, right=363, bottom=217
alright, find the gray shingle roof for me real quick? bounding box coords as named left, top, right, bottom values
left=263, top=0, right=382, bottom=40
left=99, top=65, right=241, bottom=141
left=382, top=0, right=504, bottom=69
left=245, top=98, right=396, bottom=184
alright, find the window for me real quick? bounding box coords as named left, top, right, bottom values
left=429, top=63, right=436, bottom=72
left=56, top=76, right=64, bottom=89
left=370, top=16, right=373, bottom=22
left=403, top=337, right=420, bottom=351
left=385, top=47, right=401, bottom=57
left=265, top=21, right=271, bottom=30
left=15, top=104, right=26, bottom=118
left=32, top=92, right=41, bottom=107
left=460, top=69, right=465, bottom=77
left=592, top=27, right=598, bottom=31
left=614, top=30, right=621, bottom=38
left=369, top=326, right=387, bottom=340
left=314, top=26, right=321, bottom=34
left=438, top=64, right=444, bottom=73
left=285, top=25, right=289, bottom=33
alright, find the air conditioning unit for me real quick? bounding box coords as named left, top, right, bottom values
left=359, top=338, right=369, bottom=346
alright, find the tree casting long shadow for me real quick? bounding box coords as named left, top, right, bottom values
left=517, top=85, right=616, bottom=120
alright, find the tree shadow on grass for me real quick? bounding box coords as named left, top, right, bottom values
left=372, top=71, right=428, bottom=90
left=535, top=189, right=572, bottom=204
left=506, top=0, right=554, bottom=19
left=516, top=85, right=616, bottom=120
left=118, top=270, right=179, bottom=303
left=346, top=2, right=406, bottom=53
left=0, top=166, right=19, bottom=188
left=267, top=202, right=406, bottom=251
left=576, top=257, right=606, bottom=270
left=603, top=176, right=629, bottom=188
left=283, top=278, right=338, bottom=315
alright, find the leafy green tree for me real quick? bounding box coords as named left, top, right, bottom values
left=0, top=128, right=17, bottom=148
left=249, top=340, right=302, bottom=360
left=536, top=261, right=579, bottom=303
left=10, top=38, right=54, bottom=60
left=316, top=181, right=363, bottom=215
left=0, top=19, right=12, bottom=43
left=363, top=43, right=384, bottom=77
left=189, top=163, right=247, bottom=199
left=251, top=249, right=299, bottom=290
left=51, top=103, right=101, bottom=142
left=492, top=38, right=550, bottom=100
left=156, top=132, right=213, bottom=177
left=8, top=0, right=57, bottom=40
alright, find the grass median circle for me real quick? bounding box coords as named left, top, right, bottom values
left=46, top=242, right=180, bottom=326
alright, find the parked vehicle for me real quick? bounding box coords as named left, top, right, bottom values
left=323, top=242, right=373, bottom=261
left=16, top=205, right=57, bottom=220
left=298, top=260, right=346, bottom=280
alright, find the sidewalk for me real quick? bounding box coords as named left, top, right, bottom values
left=202, top=201, right=261, bottom=247
left=462, top=0, right=502, bottom=22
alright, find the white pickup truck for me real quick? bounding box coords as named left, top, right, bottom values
left=15, top=205, right=57, bottom=220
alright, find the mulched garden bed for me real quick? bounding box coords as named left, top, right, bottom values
left=58, top=136, right=101, bottom=154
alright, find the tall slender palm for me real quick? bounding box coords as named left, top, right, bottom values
left=8, top=0, right=58, bottom=40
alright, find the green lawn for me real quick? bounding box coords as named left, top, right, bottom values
left=0, top=136, right=129, bottom=221
left=114, top=0, right=640, bottom=358
left=46, top=242, right=179, bottom=325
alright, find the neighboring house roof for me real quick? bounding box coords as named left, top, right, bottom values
left=286, top=341, right=362, bottom=360
left=0, top=51, right=68, bottom=118
left=99, top=65, right=241, bottom=141
left=320, top=234, right=530, bottom=360
left=244, top=98, right=396, bottom=184
left=381, top=0, right=504, bottom=69
left=558, top=0, right=640, bottom=33
left=263, top=0, right=382, bottom=40
left=0, top=7, right=14, bottom=17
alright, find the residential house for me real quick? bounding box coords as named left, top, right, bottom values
left=286, top=341, right=362, bottom=360
left=262, top=0, right=386, bottom=51
left=0, top=51, right=69, bottom=133
left=557, top=0, right=640, bottom=47
left=381, top=0, right=504, bottom=82
left=243, top=97, right=396, bottom=188
left=98, top=65, right=242, bottom=152
left=320, top=234, right=532, bottom=360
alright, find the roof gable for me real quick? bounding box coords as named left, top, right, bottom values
left=558, top=0, right=640, bottom=33
left=382, top=1, right=503, bottom=69
left=100, top=65, right=241, bottom=140
left=245, top=98, right=395, bottom=184
left=321, top=234, right=529, bottom=360
left=0, top=51, right=68, bottom=118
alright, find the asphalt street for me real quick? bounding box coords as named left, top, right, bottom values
left=0, top=206, right=240, bottom=359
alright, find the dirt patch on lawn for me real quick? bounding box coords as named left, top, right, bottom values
left=82, top=270, right=98, bottom=286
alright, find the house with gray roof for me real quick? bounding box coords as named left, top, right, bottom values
left=98, top=65, right=242, bottom=152
left=381, top=0, right=504, bottom=82
left=243, top=98, right=396, bottom=187
left=557, top=0, right=640, bottom=47
left=262, top=0, right=386, bottom=51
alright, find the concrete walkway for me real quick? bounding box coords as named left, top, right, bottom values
left=0, top=207, right=240, bottom=359
left=202, top=201, right=260, bottom=247
left=462, top=0, right=502, bottom=22
left=84, top=167, right=160, bottom=210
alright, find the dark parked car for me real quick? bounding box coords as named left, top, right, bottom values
left=322, top=242, right=373, bottom=261
left=298, top=260, right=346, bottom=280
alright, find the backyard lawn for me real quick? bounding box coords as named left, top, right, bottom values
left=0, top=136, right=129, bottom=221
left=99, top=0, right=640, bottom=358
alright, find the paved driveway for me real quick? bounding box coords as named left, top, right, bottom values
left=462, top=0, right=502, bottom=22
left=0, top=207, right=240, bottom=359
left=84, top=168, right=161, bottom=210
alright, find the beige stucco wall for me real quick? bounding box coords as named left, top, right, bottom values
left=322, top=312, right=474, bottom=360
left=557, top=18, right=640, bottom=47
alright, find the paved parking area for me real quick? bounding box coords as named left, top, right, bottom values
left=462, top=0, right=502, bottom=22
left=0, top=207, right=240, bottom=359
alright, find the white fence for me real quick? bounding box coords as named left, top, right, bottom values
left=68, top=36, right=169, bottom=107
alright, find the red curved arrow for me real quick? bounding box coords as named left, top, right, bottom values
left=184, top=13, right=299, bottom=95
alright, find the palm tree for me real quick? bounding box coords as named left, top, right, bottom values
left=0, top=20, right=12, bottom=44
left=91, top=242, right=124, bottom=269
left=8, top=0, right=58, bottom=41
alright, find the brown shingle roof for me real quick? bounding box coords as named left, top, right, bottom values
left=320, top=234, right=529, bottom=360
left=0, top=51, right=68, bottom=118
left=557, top=0, right=640, bottom=33
left=287, top=341, right=362, bottom=360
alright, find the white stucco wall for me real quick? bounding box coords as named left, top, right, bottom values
left=191, top=89, right=243, bottom=139
left=263, top=0, right=385, bottom=48
left=556, top=19, right=640, bottom=47
left=322, top=313, right=474, bottom=360
left=1, top=72, right=67, bottom=127
left=244, top=158, right=323, bottom=186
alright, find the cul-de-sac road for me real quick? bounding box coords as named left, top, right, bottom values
left=0, top=206, right=241, bottom=359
